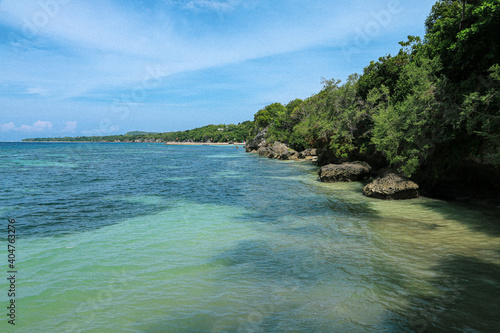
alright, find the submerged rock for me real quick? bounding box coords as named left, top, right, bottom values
left=363, top=172, right=419, bottom=199
left=318, top=161, right=372, bottom=182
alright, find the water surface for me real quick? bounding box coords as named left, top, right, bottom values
left=0, top=142, right=499, bottom=332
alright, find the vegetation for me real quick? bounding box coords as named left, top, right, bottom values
left=248, top=0, right=500, bottom=184
left=23, top=122, right=254, bottom=143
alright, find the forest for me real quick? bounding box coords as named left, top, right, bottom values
left=23, top=122, right=254, bottom=143
left=249, top=0, right=500, bottom=199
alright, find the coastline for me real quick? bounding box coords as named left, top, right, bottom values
left=18, top=141, right=245, bottom=145
left=164, top=142, right=245, bottom=146
left=245, top=142, right=500, bottom=208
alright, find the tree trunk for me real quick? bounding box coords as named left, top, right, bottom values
left=460, top=0, right=466, bottom=30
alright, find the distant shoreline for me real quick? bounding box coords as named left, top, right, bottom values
left=17, top=141, right=245, bottom=145
left=164, top=142, right=245, bottom=146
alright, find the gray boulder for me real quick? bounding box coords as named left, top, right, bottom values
left=318, top=161, right=372, bottom=182
left=257, top=146, right=272, bottom=157
left=363, top=172, right=419, bottom=199
left=245, top=126, right=269, bottom=152
left=270, top=142, right=289, bottom=158
left=256, top=142, right=298, bottom=160
left=300, top=148, right=319, bottom=157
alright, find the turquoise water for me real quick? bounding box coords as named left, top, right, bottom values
left=1, top=142, right=499, bottom=332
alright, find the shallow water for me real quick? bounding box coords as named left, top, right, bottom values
left=0, top=142, right=499, bottom=332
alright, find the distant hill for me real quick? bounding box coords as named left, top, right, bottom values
left=126, top=131, right=158, bottom=136
left=22, top=122, right=254, bottom=143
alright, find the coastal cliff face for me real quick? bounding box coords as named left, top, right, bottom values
left=247, top=139, right=319, bottom=162
left=245, top=134, right=422, bottom=200
left=245, top=135, right=500, bottom=204
left=245, top=139, right=500, bottom=204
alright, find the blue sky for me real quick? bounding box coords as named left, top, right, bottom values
left=0, top=0, right=437, bottom=141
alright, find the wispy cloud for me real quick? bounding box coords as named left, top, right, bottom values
left=62, top=120, right=77, bottom=132
left=0, top=0, right=393, bottom=99
left=163, top=0, right=243, bottom=12
left=25, top=87, right=49, bottom=95
left=182, top=0, right=242, bottom=12
left=0, top=0, right=437, bottom=141
left=1, top=120, right=53, bottom=132
left=81, top=124, right=119, bottom=136
left=1, top=122, right=16, bottom=132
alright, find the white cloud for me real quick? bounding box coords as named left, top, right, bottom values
left=18, top=120, right=53, bottom=132
left=0, top=0, right=381, bottom=96
left=0, top=0, right=435, bottom=138
left=25, top=87, right=49, bottom=95
left=1, top=120, right=53, bottom=132
left=1, top=122, right=16, bottom=132
left=62, top=120, right=77, bottom=132
left=183, top=0, right=242, bottom=12
left=163, top=0, right=242, bottom=12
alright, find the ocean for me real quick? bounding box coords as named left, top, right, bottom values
left=1, top=142, right=499, bottom=332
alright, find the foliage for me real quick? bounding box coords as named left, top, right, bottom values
left=425, top=0, right=500, bottom=81
left=252, top=0, right=499, bottom=179
left=461, top=64, right=500, bottom=164
left=23, top=122, right=254, bottom=143
left=371, top=56, right=442, bottom=176
left=252, top=103, right=286, bottom=131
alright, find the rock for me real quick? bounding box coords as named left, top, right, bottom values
left=300, top=148, right=319, bottom=157
left=318, top=161, right=372, bottom=182
left=271, top=142, right=289, bottom=155
left=245, top=126, right=269, bottom=152
left=257, top=146, right=272, bottom=157
left=277, top=149, right=298, bottom=160
left=256, top=142, right=298, bottom=160
left=288, top=150, right=299, bottom=161
left=363, top=172, right=419, bottom=199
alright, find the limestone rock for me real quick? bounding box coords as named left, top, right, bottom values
left=363, top=172, right=419, bottom=199
left=245, top=126, right=269, bottom=152
left=318, top=161, right=372, bottom=182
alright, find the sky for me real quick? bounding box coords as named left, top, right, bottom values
left=0, top=0, right=438, bottom=141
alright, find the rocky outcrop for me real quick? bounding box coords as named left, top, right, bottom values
left=268, top=142, right=289, bottom=158
left=318, top=161, right=372, bottom=182
left=297, top=148, right=319, bottom=161
left=245, top=126, right=269, bottom=152
left=363, top=170, right=419, bottom=199
left=299, top=148, right=318, bottom=157
left=246, top=130, right=317, bottom=162
left=257, top=142, right=299, bottom=160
